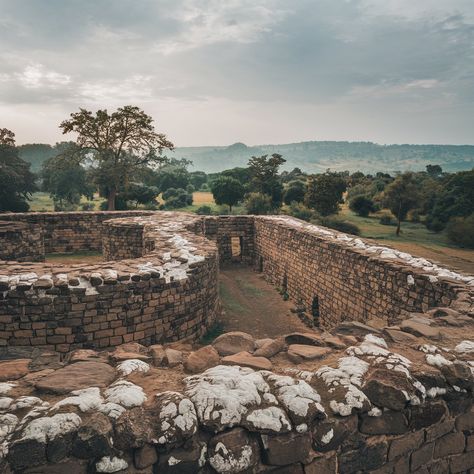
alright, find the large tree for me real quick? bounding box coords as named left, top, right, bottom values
left=383, top=172, right=420, bottom=236
left=60, top=106, right=174, bottom=210
left=304, top=172, right=347, bottom=216
left=0, top=129, right=37, bottom=211
left=248, top=153, right=286, bottom=208
left=41, top=142, right=94, bottom=209
left=211, top=176, right=245, bottom=212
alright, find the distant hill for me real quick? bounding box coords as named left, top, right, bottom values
left=18, top=140, right=474, bottom=175
left=170, top=141, right=474, bottom=174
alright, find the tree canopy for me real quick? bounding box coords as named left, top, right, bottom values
left=305, top=172, right=347, bottom=216
left=60, top=105, right=174, bottom=210
left=210, top=176, right=245, bottom=211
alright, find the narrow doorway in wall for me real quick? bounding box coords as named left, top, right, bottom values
left=312, top=296, right=320, bottom=327
left=231, top=236, right=242, bottom=261
left=258, top=256, right=264, bottom=272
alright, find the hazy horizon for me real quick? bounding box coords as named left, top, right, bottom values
left=1, top=1, right=474, bottom=147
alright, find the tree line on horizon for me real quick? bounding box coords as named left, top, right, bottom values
left=1, top=105, right=473, bottom=248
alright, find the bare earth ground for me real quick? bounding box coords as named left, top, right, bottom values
left=218, top=265, right=309, bottom=338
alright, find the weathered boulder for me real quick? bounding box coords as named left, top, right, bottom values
left=222, top=351, right=272, bottom=371
left=400, top=320, right=440, bottom=339
left=287, top=344, right=331, bottom=363
left=184, top=345, right=220, bottom=373
left=208, top=428, right=260, bottom=473
left=165, top=348, right=184, bottom=368
left=260, top=432, right=312, bottom=466
left=149, top=344, right=167, bottom=366
left=134, top=444, right=158, bottom=470
left=284, top=332, right=325, bottom=346
left=253, top=338, right=285, bottom=358
left=213, top=332, right=256, bottom=356
left=71, top=413, right=113, bottom=459
left=359, top=410, right=409, bottom=435
left=0, top=359, right=31, bottom=381
left=334, top=321, right=381, bottom=337
left=383, top=327, right=420, bottom=345
left=35, top=362, right=116, bottom=394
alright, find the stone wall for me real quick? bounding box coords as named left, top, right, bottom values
left=0, top=221, right=44, bottom=262
left=0, top=211, right=155, bottom=253
left=253, top=216, right=470, bottom=327
left=0, top=213, right=219, bottom=354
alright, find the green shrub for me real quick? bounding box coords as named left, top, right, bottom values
left=244, top=192, right=273, bottom=215
left=321, top=217, right=361, bottom=235
left=285, top=202, right=315, bottom=222
left=81, top=202, right=95, bottom=211
left=349, top=195, right=375, bottom=217
left=446, top=214, right=474, bottom=248
left=196, top=205, right=213, bottom=215
left=379, top=213, right=396, bottom=226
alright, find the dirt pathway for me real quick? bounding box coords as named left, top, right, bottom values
left=218, top=265, right=309, bottom=338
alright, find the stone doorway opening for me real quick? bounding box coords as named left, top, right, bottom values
left=312, top=296, right=320, bottom=327
left=231, top=236, right=243, bottom=261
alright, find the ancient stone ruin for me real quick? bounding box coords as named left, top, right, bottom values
left=0, top=211, right=473, bottom=473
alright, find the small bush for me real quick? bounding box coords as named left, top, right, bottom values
left=196, top=205, right=213, bottom=215
left=81, top=202, right=95, bottom=211
left=379, top=213, right=396, bottom=226
left=349, top=195, right=375, bottom=217
left=321, top=217, right=361, bottom=235
left=200, top=183, right=210, bottom=191
left=285, top=202, right=315, bottom=222
left=186, top=184, right=195, bottom=194
left=244, top=192, right=273, bottom=215
left=162, top=187, right=177, bottom=200
left=446, top=214, right=474, bottom=248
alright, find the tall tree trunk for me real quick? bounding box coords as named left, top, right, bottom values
left=229, top=204, right=232, bottom=213
left=396, top=201, right=402, bottom=236
left=107, top=188, right=116, bottom=211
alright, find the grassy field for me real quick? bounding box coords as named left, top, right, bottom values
left=27, top=190, right=474, bottom=274
left=29, top=192, right=105, bottom=211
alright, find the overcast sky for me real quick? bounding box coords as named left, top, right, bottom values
left=1, top=0, right=473, bottom=146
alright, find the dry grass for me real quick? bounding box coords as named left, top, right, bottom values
left=192, top=191, right=215, bottom=204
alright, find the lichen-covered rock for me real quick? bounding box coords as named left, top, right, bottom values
left=208, top=428, right=259, bottom=474
left=104, top=380, right=147, bottom=408
left=157, top=440, right=207, bottom=473
left=260, top=431, right=312, bottom=466
left=253, top=338, right=285, bottom=358
left=185, top=365, right=272, bottom=432
left=116, top=359, right=150, bottom=376
left=152, top=391, right=198, bottom=446
left=213, top=332, right=256, bottom=356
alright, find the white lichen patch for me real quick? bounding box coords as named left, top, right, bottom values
left=0, top=414, right=18, bottom=442
left=265, top=373, right=325, bottom=421
left=19, top=413, right=81, bottom=443
left=455, top=340, right=474, bottom=354
left=96, top=456, right=128, bottom=473
left=418, top=344, right=439, bottom=354
left=426, top=387, right=447, bottom=398
left=53, top=387, right=103, bottom=412
left=0, top=397, right=13, bottom=411
left=316, top=356, right=370, bottom=416
left=321, top=428, right=334, bottom=444
left=364, top=334, right=388, bottom=348
left=9, top=396, right=49, bottom=412
left=168, top=456, right=181, bottom=466
left=105, top=380, right=146, bottom=408
left=98, top=402, right=126, bottom=419
left=426, top=354, right=453, bottom=368
left=209, top=442, right=254, bottom=474
left=0, top=383, right=16, bottom=396
left=116, top=359, right=150, bottom=376
left=245, top=407, right=291, bottom=433
left=185, top=365, right=271, bottom=431
left=155, top=391, right=198, bottom=444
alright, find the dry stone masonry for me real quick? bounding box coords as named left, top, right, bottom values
left=0, top=211, right=473, bottom=473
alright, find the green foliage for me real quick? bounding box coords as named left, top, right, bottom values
left=426, top=164, right=443, bottom=178
left=220, top=167, right=252, bottom=185
left=210, top=176, right=245, bottom=211
left=0, top=134, right=37, bottom=212
left=186, top=183, right=195, bottom=194
left=41, top=142, right=94, bottom=207
left=379, top=213, right=396, bottom=226
left=121, top=183, right=158, bottom=208
left=283, top=180, right=306, bottom=205
left=244, top=192, right=273, bottom=215
left=349, top=195, right=375, bottom=217
left=426, top=169, right=474, bottom=231
left=18, top=143, right=56, bottom=172
left=285, top=202, right=316, bottom=222
left=196, top=205, right=213, bottom=215
left=163, top=188, right=193, bottom=209
left=189, top=171, right=207, bottom=189
left=248, top=154, right=286, bottom=208
left=382, top=172, right=420, bottom=235
left=305, top=172, right=347, bottom=216
left=320, top=217, right=361, bottom=235
left=446, top=215, right=474, bottom=248
left=60, top=105, right=173, bottom=210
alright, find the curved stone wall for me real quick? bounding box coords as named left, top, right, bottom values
left=0, top=221, right=44, bottom=262
left=0, top=212, right=219, bottom=354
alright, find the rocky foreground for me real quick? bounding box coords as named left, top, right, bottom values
left=0, top=306, right=473, bottom=473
